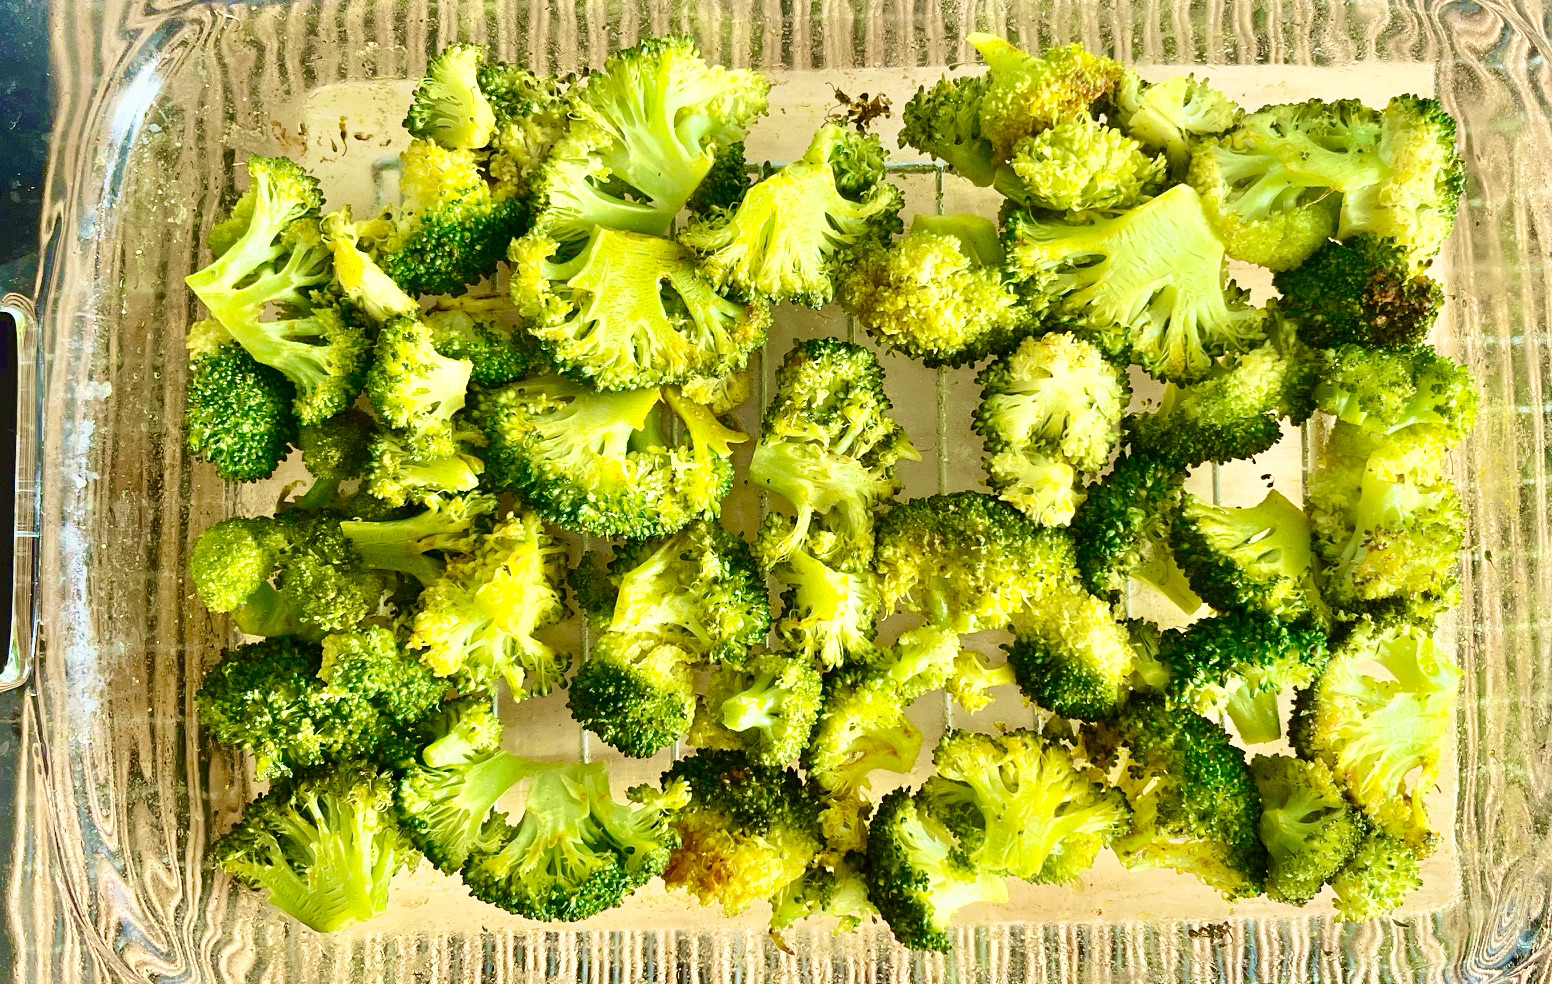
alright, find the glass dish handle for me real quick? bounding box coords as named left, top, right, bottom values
left=1, top=292, right=37, bottom=692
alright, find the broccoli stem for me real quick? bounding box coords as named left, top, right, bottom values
left=720, top=674, right=779, bottom=733
left=232, top=583, right=303, bottom=638
left=1225, top=684, right=1282, bottom=745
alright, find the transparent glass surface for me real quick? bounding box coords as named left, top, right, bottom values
left=5, top=0, right=1546, bottom=980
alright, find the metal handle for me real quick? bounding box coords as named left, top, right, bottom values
left=0, top=293, right=37, bottom=692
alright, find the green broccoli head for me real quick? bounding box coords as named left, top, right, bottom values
left=339, top=492, right=495, bottom=587
left=423, top=300, right=542, bottom=387
left=395, top=697, right=520, bottom=873
left=320, top=207, right=420, bottom=324
left=929, top=729, right=1132, bottom=885
left=661, top=749, right=823, bottom=916
left=1161, top=610, right=1330, bottom=745
left=863, top=787, right=1009, bottom=953
left=753, top=339, right=918, bottom=572
left=1329, top=828, right=1423, bottom=921
left=508, top=225, right=769, bottom=391
left=1005, top=115, right=1166, bottom=211
left=211, top=765, right=418, bottom=933
left=1272, top=235, right=1444, bottom=350
left=362, top=426, right=485, bottom=509
left=1106, top=69, right=1241, bottom=179
left=802, top=668, right=923, bottom=797
left=899, top=73, right=998, bottom=185
left=567, top=633, right=698, bottom=757
left=1005, top=184, right=1266, bottom=383
left=680, top=123, right=903, bottom=308
left=966, top=35, right=1122, bottom=163
left=694, top=652, right=823, bottom=767
left=1005, top=580, right=1137, bottom=720
left=404, top=43, right=498, bottom=150
left=1314, top=344, right=1477, bottom=444
left=364, top=315, right=473, bottom=440
left=1290, top=619, right=1458, bottom=852
left=481, top=61, right=573, bottom=202
left=1080, top=696, right=1267, bottom=900
left=185, top=341, right=298, bottom=482
left=461, top=761, right=689, bottom=921
left=291, top=409, right=373, bottom=510
left=975, top=332, right=1130, bottom=525
left=1068, top=451, right=1201, bottom=613
left=770, top=546, right=884, bottom=670
left=838, top=224, right=1024, bottom=369
left=686, top=140, right=753, bottom=219
left=1249, top=754, right=1365, bottom=906
left=875, top=492, right=1077, bottom=633
left=474, top=377, right=745, bottom=539
left=769, top=853, right=878, bottom=934
left=1171, top=489, right=1323, bottom=624
left=317, top=626, right=448, bottom=728
left=407, top=508, right=570, bottom=698
left=1337, top=95, right=1464, bottom=263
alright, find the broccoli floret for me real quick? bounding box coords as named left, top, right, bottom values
left=1004, top=184, right=1265, bottom=382
left=880, top=625, right=1017, bottom=712
left=507, top=225, right=769, bottom=390
left=926, top=729, right=1132, bottom=885
left=686, top=140, right=753, bottom=219
left=899, top=73, right=1000, bottom=185
left=424, top=300, right=540, bottom=385
left=364, top=315, right=473, bottom=443
left=692, top=652, right=823, bottom=767
left=404, top=43, right=498, bottom=150
left=1068, top=452, right=1201, bottom=613
left=1271, top=235, right=1444, bottom=350
left=292, top=409, right=373, bottom=510
left=771, top=547, right=883, bottom=669
left=481, top=61, right=573, bottom=202
left=339, top=492, right=495, bottom=586
left=320, top=207, right=421, bottom=325
left=572, top=521, right=770, bottom=663
left=1079, top=696, right=1267, bottom=899
left=1329, top=828, right=1423, bottom=921
left=802, top=668, right=924, bottom=799
left=1171, top=489, right=1323, bottom=623
left=408, top=509, right=570, bottom=698
left=1160, top=610, right=1330, bottom=744
left=966, top=34, right=1123, bottom=163
left=1005, top=579, right=1138, bottom=720
left=1126, top=323, right=1317, bottom=468
left=753, top=339, right=918, bottom=572
left=362, top=426, right=485, bottom=508
left=863, top=787, right=1009, bottom=953
left=975, top=332, right=1130, bottom=525
left=475, top=377, right=745, bottom=539
left=532, top=37, right=767, bottom=246
left=874, top=492, right=1076, bottom=633
left=360, top=139, right=531, bottom=298
left=1314, top=344, right=1477, bottom=444
left=568, top=633, right=697, bottom=757
left=1004, top=115, right=1166, bottom=211
left=184, top=340, right=298, bottom=481
left=211, top=766, right=418, bottom=933
left=461, top=762, right=689, bottom=921
left=661, top=750, right=822, bottom=916
left=680, top=124, right=904, bottom=307
left=1107, top=69, right=1241, bottom=179
left=769, top=853, right=878, bottom=934
left=318, top=626, right=449, bottom=727
left=838, top=224, right=1024, bottom=368
left=1337, top=95, right=1464, bottom=263
left=185, top=158, right=370, bottom=425
left=679, top=368, right=753, bottom=418
left=1249, top=754, right=1365, bottom=906
left=396, top=697, right=522, bottom=872
left=1290, top=620, right=1459, bottom=852
left=1306, top=423, right=1466, bottom=620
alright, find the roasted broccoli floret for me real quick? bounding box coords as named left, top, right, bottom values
left=1290, top=620, right=1459, bottom=852
left=1171, top=489, right=1323, bottom=623
left=571, top=521, right=770, bottom=663
left=184, top=340, right=298, bottom=482
left=532, top=36, right=768, bottom=246
left=769, top=853, right=878, bottom=933
left=692, top=652, right=824, bottom=767
left=1161, top=610, right=1329, bottom=744
left=481, top=60, right=574, bottom=201
left=1107, top=69, right=1241, bottom=179
left=1272, top=235, right=1444, bottom=350
left=1249, top=754, right=1365, bottom=906
left=687, top=140, right=753, bottom=218
left=880, top=625, right=1017, bottom=713
left=838, top=219, right=1025, bottom=368
left=1314, top=344, right=1477, bottom=445
left=1068, top=452, right=1200, bottom=613
left=681, top=123, right=903, bottom=307
left=1004, top=184, right=1265, bottom=382
left=408, top=509, right=570, bottom=698
left=211, top=766, right=418, bottom=933
left=362, top=426, right=485, bottom=508
left=1338, top=95, right=1464, bottom=262
left=803, top=668, right=924, bottom=800
left=975, top=332, right=1130, bottom=525
left=404, top=43, right=498, bottom=150
left=290, top=409, right=373, bottom=510
left=185, top=157, right=370, bottom=424
left=965, top=34, right=1123, bottom=163
left=926, top=729, right=1131, bottom=885
left=864, top=787, right=1009, bottom=953
left=898, top=73, right=1000, bottom=185
left=753, top=338, right=917, bottom=572
left=461, top=762, right=689, bottom=921
left=1079, top=696, right=1267, bottom=899
left=661, top=750, right=823, bottom=916
left=364, top=315, right=474, bottom=444
left=568, top=633, right=698, bottom=757
left=771, top=548, right=884, bottom=669
left=424, top=300, right=540, bottom=385
left=1004, top=115, right=1166, bottom=211
left=874, top=492, right=1076, bottom=633
left=475, top=377, right=746, bottom=539
left=507, top=225, right=769, bottom=390
left=339, top=492, right=495, bottom=586
left=1005, top=579, right=1138, bottom=720
left=397, top=697, right=529, bottom=873
left=1329, top=828, right=1423, bottom=921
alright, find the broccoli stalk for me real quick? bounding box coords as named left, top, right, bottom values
left=340, top=492, right=496, bottom=586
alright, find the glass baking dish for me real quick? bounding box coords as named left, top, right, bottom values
left=5, top=0, right=1541, bottom=980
